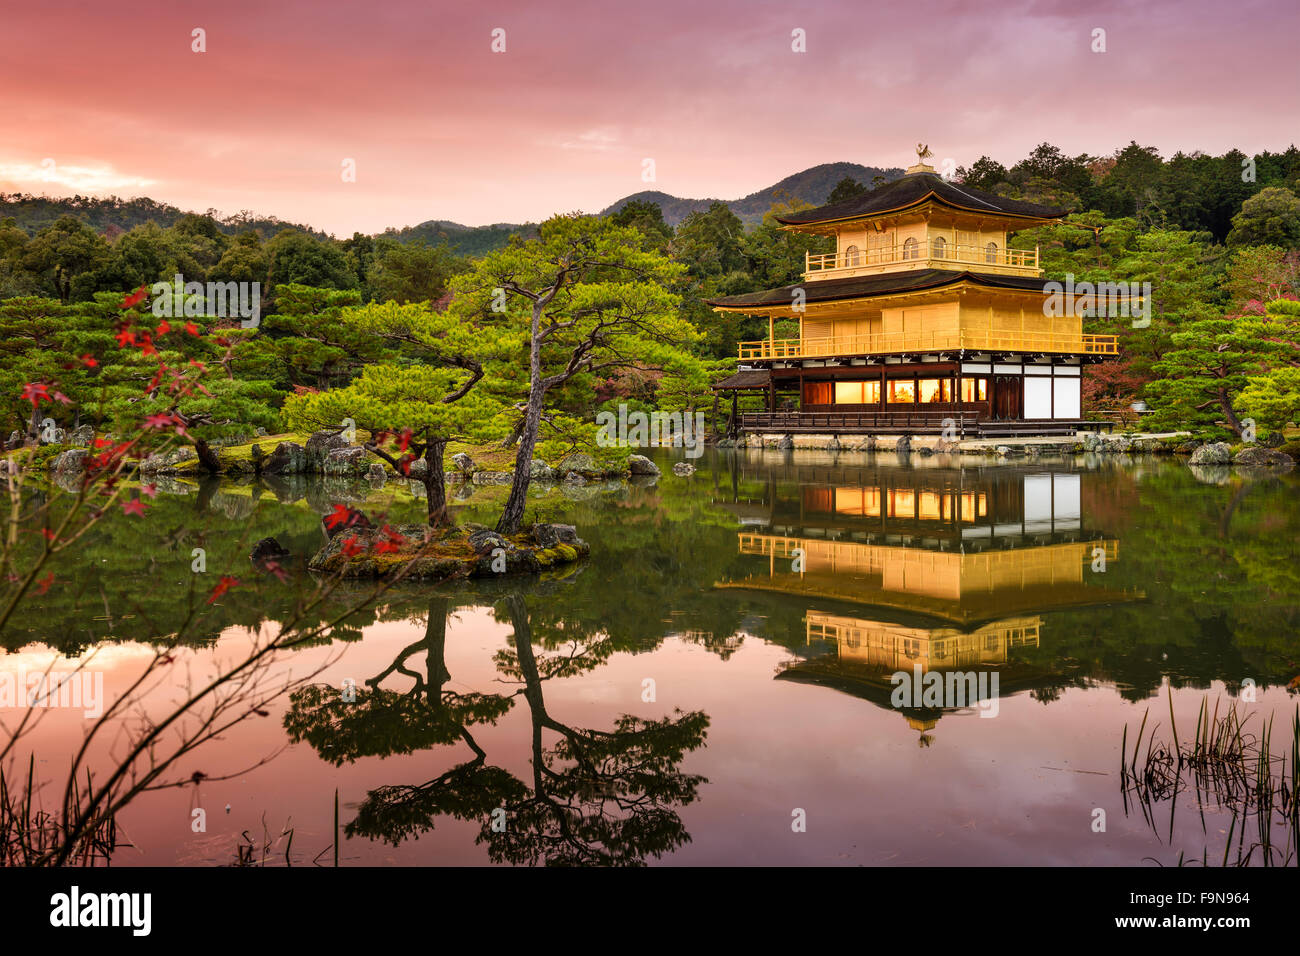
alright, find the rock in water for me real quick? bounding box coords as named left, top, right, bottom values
left=305, top=430, right=349, bottom=470
left=261, top=441, right=307, bottom=475
left=451, top=452, right=475, bottom=474
left=530, top=523, right=580, bottom=548
left=1188, top=442, right=1232, bottom=466
left=323, top=446, right=367, bottom=476
left=672, top=461, right=696, bottom=477
left=467, top=529, right=512, bottom=554
left=556, top=452, right=599, bottom=476
left=627, top=454, right=660, bottom=476
left=51, top=449, right=88, bottom=475
left=1233, top=446, right=1295, bottom=469
left=250, top=537, right=291, bottom=565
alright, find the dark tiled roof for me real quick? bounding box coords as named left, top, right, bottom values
left=713, top=368, right=771, bottom=390
left=707, top=269, right=1052, bottom=309
left=776, top=172, right=1068, bottom=226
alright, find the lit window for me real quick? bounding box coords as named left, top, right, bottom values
left=902, top=237, right=919, bottom=260
left=843, top=244, right=861, bottom=267
left=985, top=241, right=998, bottom=264
left=932, top=237, right=946, bottom=259
left=864, top=380, right=881, bottom=404
left=834, top=381, right=864, bottom=404
left=918, top=379, right=943, bottom=403
left=887, top=379, right=915, bottom=403
left=960, top=377, right=988, bottom=402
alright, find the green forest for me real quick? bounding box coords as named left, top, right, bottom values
left=3, top=140, right=1300, bottom=451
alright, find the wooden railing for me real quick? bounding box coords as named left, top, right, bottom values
left=739, top=410, right=980, bottom=435
left=806, top=242, right=1038, bottom=276
left=737, top=329, right=1119, bottom=360
left=736, top=411, right=1105, bottom=436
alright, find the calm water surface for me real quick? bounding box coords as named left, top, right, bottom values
left=11, top=449, right=1300, bottom=865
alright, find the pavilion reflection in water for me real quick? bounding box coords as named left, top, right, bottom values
left=718, top=465, right=1143, bottom=731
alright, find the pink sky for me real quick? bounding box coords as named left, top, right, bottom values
left=2, top=0, right=1297, bottom=236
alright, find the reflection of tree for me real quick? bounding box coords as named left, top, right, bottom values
left=296, top=592, right=709, bottom=865
left=284, top=596, right=513, bottom=767
left=486, top=593, right=708, bottom=865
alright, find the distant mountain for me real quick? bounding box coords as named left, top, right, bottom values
left=600, top=162, right=905, bottom=225
left=1, top=162, right=905, bottom=255
left=0, top=192, right=328, bottom=239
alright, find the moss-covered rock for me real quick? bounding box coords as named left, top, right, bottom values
left=308, top=522, right=588, bottom=580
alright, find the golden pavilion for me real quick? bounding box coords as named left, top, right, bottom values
left=710, top=148, right=1120, bottom=437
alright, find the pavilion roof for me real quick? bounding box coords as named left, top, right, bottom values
left=712, top=368, right=771, bottom=391
left=707, top=268, right=1050, bottom=310
left=776, top=171, right=1068, bottom=227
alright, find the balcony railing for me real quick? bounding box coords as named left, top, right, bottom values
left=806, top=242, right=1038, bottom=278
left=737, top=329, right=1119, bottom=361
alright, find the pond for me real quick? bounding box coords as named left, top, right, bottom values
left=8, top=448, right=1300, bottom=866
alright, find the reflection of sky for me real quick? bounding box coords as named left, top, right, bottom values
left=15, top=608, right=1290, bottom=866
left=3, top=0, right=1295, bottom=233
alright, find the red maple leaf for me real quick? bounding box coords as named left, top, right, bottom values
left=340, top=536, right=363, bottom=558
left=80, top=354, right=98, bottom=368
left=40, top=528, right=57, bottom=541
left=35, top=572, right=54, bottom=596
left=184, top=321, right=200, bottom=336
left=140, top=483, right=158, bottom=498
left=207, top=576, right=240, bottom=604
left=374, top=525, right=406, bottom=554
left=20, top=382, right=50, bottom=408
left=120, top=499, right=148, bottom=517
left=115, top=327, right=136, bottom=347
left=156, top=319, right=171, bottom=335
left=324, top=504, right=358, bottom=530
left=397, top=428, right=412, bottom=452
left=120, top=284, right=148, bottom=309
left=144, top=413, right=175, bottom=430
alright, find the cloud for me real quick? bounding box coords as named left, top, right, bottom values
left=0, top=159, right=157, bottom=194
left=554, top=127, right=622, bottom=152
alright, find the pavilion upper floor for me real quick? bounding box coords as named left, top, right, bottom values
left=775, top=167, right=1068, bottom=283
